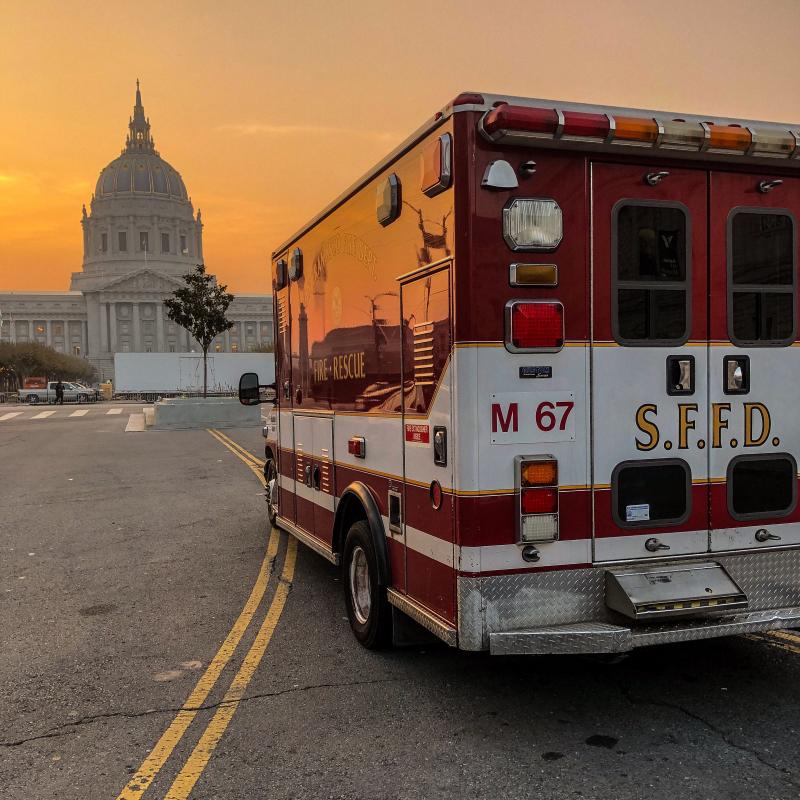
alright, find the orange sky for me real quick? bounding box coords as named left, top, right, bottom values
left=2, top=0, right=799, bottom=294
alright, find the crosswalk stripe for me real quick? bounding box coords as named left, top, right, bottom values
left=0, top=412, right=23, bottom=421
left=106, top=408, right=124, bottom=415
left=31, top=410, right=57, bottom=419
left=70, top=409, right=90, bottom=417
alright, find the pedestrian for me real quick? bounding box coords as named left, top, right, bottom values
left=55, top=379, right=65, bottom=405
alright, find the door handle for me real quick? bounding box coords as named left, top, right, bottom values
left=724, top=355, right=749, bottom=394
left=304, top=464, right=312, bottom=488
left=666, top=355, right=694, bottom=395
left=755, top=528, right=781, bottom=543
left=645, top=538, right=671, bottom=553
left=313, top=465, right=321, bottom=491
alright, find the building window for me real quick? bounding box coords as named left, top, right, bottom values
left=145, top=344, right=153, bottom=353
left=73, top=346, right=81, bottom=357
left=35, top=324, right=45, bottom=335
left=140, top=231, right=149, bottom=252
left=122, top=342, right=130, bottom=352
left=118, top=231, right=127, bottom=252
left=231, top=343, right=239, bottom=352
left=169, top=343, right=176, bottom=353
left=101, top=232, right=108, bottom=253
left=161, top=233, right=170, bottom=253
left=180, top=234, right=187, bottom=255
left=215, top=344, right=222, bottom=352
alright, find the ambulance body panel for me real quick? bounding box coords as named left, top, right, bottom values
left=258, top=93, right=800, bottom=653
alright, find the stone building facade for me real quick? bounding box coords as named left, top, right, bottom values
left=0, top=83, right=273, bottom=382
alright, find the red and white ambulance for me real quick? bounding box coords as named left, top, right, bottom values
left=240, top=92, right=800, bottom=654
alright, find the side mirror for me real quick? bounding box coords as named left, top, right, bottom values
left=239, top=373, right=277, bottom=406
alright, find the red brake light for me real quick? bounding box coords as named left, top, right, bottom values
left=521, top=487, right=558, bottom=515
left=507, top=302, right=564, bottom=351
left=482, top=104, right=559, bottom=137
left=562, top=110, right=610, bottom=139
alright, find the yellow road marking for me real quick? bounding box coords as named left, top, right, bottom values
left=114, top=530, right=280, bottom=798
left=208, top=429, right=265, bottom=486
left=210, top=428, right=265, bottom=468
left=745, top=632, right=800, bottom=656
left=164, top=537, right=298, bottom=799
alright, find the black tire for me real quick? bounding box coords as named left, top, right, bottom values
left=264, top=458, right=278, bottom=527
left=342, top=519, right=392, bottom=649
left=28, top=395, right=39, bottom=405
left=78, top=394, right=87, bottom=404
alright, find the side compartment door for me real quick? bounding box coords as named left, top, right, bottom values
left=312, top=417, right=335, bottom=547
left=275, top=283, right=295, bottom=524
left=400, top=265, right=456, bottom=623
left=293, top=414, right=315, bottom=535
left=591, top=162, right=710, bottom=562
left=708, top=172, right=800, bottom=550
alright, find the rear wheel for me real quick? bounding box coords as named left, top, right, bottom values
left=343, top=520, right=392, bottom=649
left=28, top=395, right=39, bottom=405
left=264, top=458, right=278, bottom=527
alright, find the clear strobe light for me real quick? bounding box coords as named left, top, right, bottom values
left=503, top=198, right=563, bottom=250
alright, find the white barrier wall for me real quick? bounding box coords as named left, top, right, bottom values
left=114, top=353, right=275, bottom=392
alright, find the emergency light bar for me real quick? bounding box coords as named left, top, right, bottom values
left=480, top=102, right=800, bottom=161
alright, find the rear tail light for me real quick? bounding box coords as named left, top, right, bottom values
left=503, top=198, right=563, bottom=251
left=521, top=487, right=558, bottom=514
left=505, top=301, right=564, bottom=353
left=516, top=456, right=559, bottom=544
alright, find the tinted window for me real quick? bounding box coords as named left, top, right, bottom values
left=729, top=212, right=795, bottom=344
left=615, top=205, right=689, bottom=344
left=614, top=460, right=690, bottom=527
left=729, top=456, right=796, bottom=518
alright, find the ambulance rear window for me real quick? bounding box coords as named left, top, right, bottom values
left=729, top=211, right=796, bottom=346
left=613, top=203, right=689, bottom=345
left=729, top=454, right=796, bottom=519
left=612, top=459, right=690, bottom=528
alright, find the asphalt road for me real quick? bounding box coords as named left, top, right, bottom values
left=2, top=405, right=799, bottom=800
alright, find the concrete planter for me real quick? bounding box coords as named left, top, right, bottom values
left=151, top=396, right=260, bottom=430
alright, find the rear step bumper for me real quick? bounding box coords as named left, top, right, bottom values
left=489, top=606, right=800, bottom=655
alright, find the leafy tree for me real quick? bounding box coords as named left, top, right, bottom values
left=0, top=342, right=95, bottom=390
left=164, top=264, right=234, bottom=398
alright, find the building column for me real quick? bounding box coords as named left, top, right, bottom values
left=45, top=320, right=52, bottom=347
left=132, top=303, right=141, bottom=352
left=109, top=302, right=118, bottom=352
left=84, top=320, right=89, bottom=357
left=223, top=329, right=230, bottom=352
left=156, top=304, right=165, bottom=352
left=100, top=302, right=109, bottom=352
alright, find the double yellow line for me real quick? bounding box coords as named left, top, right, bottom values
left=116, top=429, right=294, bottom=800
left=749, top=628, right=800, bottom=656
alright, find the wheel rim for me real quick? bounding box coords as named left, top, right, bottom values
left=266, top=462, right=278, bottom=519
left=349, top=545, right=371, bottom=625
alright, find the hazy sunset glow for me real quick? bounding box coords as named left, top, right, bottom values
left=2, top=0, right=799, bottom=293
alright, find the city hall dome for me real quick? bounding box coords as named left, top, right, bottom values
left=72, top=81, right=204, bottom=290
left=94, top=81, right=189, bottom=201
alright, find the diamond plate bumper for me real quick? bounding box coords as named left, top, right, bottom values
left=489, top=606, right=800, bottom=655
left=458, top=548, right=800, bottom=652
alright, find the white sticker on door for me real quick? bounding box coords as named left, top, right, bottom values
left=626, top=503, right=650, bottom=522
left=490, top=392, right=576, bottom=444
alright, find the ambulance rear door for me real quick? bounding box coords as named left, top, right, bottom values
left=591, top=162, right=710, bottom=562
left=708, top=172, right=800, bottom=551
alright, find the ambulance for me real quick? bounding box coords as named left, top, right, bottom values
left=239, top=92, right=800, bottom=654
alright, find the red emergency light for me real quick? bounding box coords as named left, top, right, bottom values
left=521, top=487, right=558, bottom=515
left=482, top=104, right=559, bottom=137
left=505, top=301, right=564, bottom=352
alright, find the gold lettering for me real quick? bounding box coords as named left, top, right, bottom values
left=744, top=402, right=771, bottom=447
left=333, top=357, right=340, bottom=380
left=712, top=403, right=730, bottom=448
left=678, top=403, right=698, bottom=449
left=635, top=404, right=659, bottom=451
left=359, top=351, right=365, bottom=378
